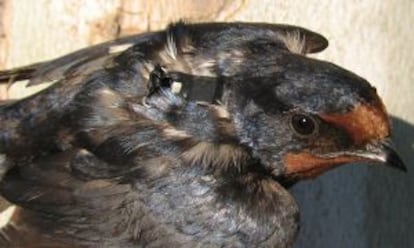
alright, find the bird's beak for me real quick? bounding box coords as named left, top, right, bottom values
left=284, top=139, right=406, bottom=179
left=348, top=140, right=407, bottom=172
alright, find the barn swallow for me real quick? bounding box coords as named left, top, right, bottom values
left=0, top=21, right=406, bottom=247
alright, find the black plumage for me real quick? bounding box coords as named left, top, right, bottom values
left=0, top=22, right=405, bottom=247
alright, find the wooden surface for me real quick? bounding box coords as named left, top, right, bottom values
left=0, top=1, right=413, bottom=247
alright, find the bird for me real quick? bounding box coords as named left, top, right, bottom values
left=0, top=21, right=406, bottom=247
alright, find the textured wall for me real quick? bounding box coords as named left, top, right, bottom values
left=0, top=1, right=413, bottom=247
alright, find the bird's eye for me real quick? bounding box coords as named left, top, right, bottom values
left=290, top=114, right=317, bottom=136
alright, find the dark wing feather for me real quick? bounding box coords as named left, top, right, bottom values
left=0, top=22, right=329, bottom=88
left=0, top=32, right=161, bottom=87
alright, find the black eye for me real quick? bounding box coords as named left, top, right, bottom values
left=290, top=114, right=317, bottom=136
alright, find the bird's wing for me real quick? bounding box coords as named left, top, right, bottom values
left=0, top=32, right=160, bottom=88
left=0, top=22, right=329, bottom=89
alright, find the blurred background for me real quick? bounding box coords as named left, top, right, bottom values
left=0, top=1, right=413, bottom=247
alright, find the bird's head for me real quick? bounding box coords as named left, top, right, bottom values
left=225, top=53, right=406, bottom=182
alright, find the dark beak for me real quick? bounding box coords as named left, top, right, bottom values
left=379, top=142, right=407, bottom=172
left=356, top=140, right=407, bottom=172
left=283, top=139, right=407, bottom=180
left=317, top=140, right=407, bottom=173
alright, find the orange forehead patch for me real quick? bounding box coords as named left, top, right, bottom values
left=320, top=102, right=390, bottom=145
left=284, top=152, right=371, bottom=178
